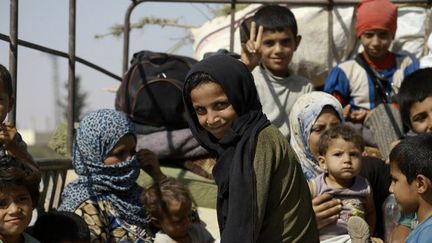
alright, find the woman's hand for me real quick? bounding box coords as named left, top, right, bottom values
left=0, top=122, right=18, bottom=149
left=137, top=149, right=167, bottom=182
left=312, top=193, right=342, bottom=229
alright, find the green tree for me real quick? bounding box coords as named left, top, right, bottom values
left=57, top=76, right=88, bottom=122
left=94, top=4, right=251, bottom=53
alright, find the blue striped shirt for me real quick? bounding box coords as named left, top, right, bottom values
left=324, top=52, right=419, bottom=110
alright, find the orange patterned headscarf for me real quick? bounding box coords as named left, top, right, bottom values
left=355, top=0, right=398, bottom=37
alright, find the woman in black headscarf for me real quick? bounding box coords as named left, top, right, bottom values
left=183, top=54, right=319, bottom=243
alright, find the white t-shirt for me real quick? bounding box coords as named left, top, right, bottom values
left=252, top=65, right=313, bottom=140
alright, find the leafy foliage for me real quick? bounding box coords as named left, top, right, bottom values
left=94, top=4, right=251, bottom=53
left=57, top=76, right=88, bottom=122
left=47, top=122, right=68, bottom=157
left=94, top=17, right=193, bottom=39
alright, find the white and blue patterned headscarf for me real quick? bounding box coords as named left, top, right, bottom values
left=59, top=109, right=148, bottom=226
left=289, top=92, right=344, bottom=180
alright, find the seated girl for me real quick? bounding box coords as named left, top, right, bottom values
left=182, top=54, right=318, bottom=242
left=59, top=109, right=165, bottom=242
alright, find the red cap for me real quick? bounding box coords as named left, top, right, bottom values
left=355, top=0, right=398, bottom=37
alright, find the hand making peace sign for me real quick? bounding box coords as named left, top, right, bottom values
left=241, top=21, right=264, bottom=71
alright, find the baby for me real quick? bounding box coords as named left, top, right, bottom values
left=142, top=178, right=214, bottom=243
left=308, top=125, right=377, bottom=242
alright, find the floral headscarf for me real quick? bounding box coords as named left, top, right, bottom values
left=289, top=92, right=344, bottom=180
left=59, top=109, right=148, bottom=227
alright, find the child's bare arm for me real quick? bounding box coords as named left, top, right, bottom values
left=0, top=122, right=39, bottom=172
left=241, top=21, right=263, bottom=71
left=137, top=148, right=167, bottom=182
left=391, top=224, right=411, bottom=243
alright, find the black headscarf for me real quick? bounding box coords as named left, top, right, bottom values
left=183, top=55, right=270, bottom=242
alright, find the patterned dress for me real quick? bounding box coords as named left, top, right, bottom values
left=59, top=109, right=153, bottom=242
left=75, top=196, right=153, bottom=243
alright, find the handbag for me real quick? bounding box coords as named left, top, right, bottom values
left=355, top=54, right=404, bottom=159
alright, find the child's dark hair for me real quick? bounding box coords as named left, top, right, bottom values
left=398, top=68, right=432, bottom=129
left=32, top=211, right=91, bottom=243
left=141, top=178, right=193, bottom=220
left=0, top=155, right=40, bottom=208
left=184, top=72, right=215, bottom=97
left=253, top=5, right=298, bottom=35
left=184, top=72, right=217, bottom=111
left=389, top=134, right=432, bottom=184
left=0, top=64, right=14, bottom=98
left=318, top=124, right=365, bottom=155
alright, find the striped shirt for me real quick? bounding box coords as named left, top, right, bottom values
left=324, top=52, right=419, bottom=110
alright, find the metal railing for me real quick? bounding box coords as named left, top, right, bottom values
left=36, top=158, right=73, bottom=213
left=3, top=0, right=429, bottom=154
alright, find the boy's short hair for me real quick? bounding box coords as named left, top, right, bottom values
left=0, top=64, right=14, bottom=98
left=0, top=155, right=40, bottom=208
left=318, top=124, right=365, bottom=155
left=32, top=211, right=91, bottom=243
left=389, top=134, right=432, bottom=184
left=253, top=5, right=298, bottom=36
left=398, top=68, right=432, bottom=128
left=141, top=178, right=193, bottom=220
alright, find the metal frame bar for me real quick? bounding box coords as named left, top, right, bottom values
left=9, top=0, right=18, bottom=124
left=67, top=0, right=76, bottom=154
left=121, top=0, right=428, bottom=74
left=5, top=0, right=429, bottom=155
left=0, top=33, right=122, bottom=81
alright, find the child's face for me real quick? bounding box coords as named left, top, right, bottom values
left=359, top=29, right=392, bottom=61
left=409, top=96, right=432, bottom=134
left=389, top=162, right=419, bottom=213
left=259, top=29, right=300, bottom=77
left=319, top=138, right=362, bottom=187
left=157, top=200, right=192, bottom=241
left=191, top=82, right=238, bottom=139
left=103, top=134, right=136, bottom=165
left=309, top=107, right=341, bottom=159
left=0, top=186, right=33, bottom=240
left=0, top=82, right=12, bottom=123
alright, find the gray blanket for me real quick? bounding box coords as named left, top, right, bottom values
left=136, top=128, right=208, bottom=160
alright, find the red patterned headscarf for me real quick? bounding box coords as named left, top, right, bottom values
left=355, top=0, right=398, bottom=37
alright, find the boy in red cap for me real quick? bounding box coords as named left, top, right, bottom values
left=324, top=0, right=419, bottom=127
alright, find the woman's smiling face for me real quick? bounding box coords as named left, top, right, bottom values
left=190, top=81, right=238, bottom=139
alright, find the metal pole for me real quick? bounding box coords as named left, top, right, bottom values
left=229, top=0, right=236, bottom=52
left=327, top=0, right=334, bottom=74
left=8, top=0, right=18, bottom=124
left=123, top=0, right=145, bottom=77
left=67, top=0, right=76, bottom=155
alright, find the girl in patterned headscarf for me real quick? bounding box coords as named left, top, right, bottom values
left=289, top=92, right=391, bottom=240
left=59, top=109, right=153, bottom=242
left=289, top=91, right=345, bottom=180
